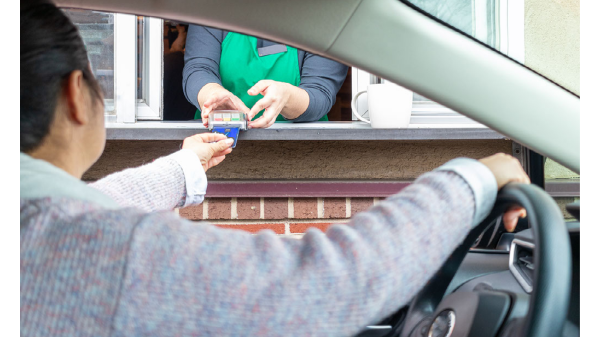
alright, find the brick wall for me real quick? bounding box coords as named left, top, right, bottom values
left=178, top=197, right=379, bottom=234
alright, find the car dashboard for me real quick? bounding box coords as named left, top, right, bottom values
left=357, top=208, right=580, bottom=337
left=449, top=222, right=580, bottom=336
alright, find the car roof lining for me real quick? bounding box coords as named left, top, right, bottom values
left=55, top=0, right=580, bottom=173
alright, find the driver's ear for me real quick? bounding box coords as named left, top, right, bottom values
left=63, top=70, right=90, bottom=126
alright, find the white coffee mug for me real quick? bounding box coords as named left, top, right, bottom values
left=351, top=83, right=413, bottom=128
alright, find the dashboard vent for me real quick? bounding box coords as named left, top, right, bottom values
left=509, top=239, right=535, bottom=293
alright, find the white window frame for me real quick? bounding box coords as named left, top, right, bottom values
left=136, top=17, right=163, bottom=120
left=499, top=0, right=524, bottom=62
left=352, top=0, right=524, bottom=128
left=113, top=13, right=136, bottom=123
left=108, top=14, right=162, bottom=124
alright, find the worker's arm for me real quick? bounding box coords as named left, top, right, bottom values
left=182, top=25, right=226, bottom=111
left=294, top=52, right=349, bottom=122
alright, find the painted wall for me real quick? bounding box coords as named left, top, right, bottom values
left=524, top=0, right=580, bottom=179
left=525, top=0, right=580, bottom=95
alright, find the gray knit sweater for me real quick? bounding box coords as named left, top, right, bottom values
left=20, top=151, right=497, bottom=337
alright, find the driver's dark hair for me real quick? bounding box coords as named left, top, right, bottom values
left=21, top=0, right=102, bottom=153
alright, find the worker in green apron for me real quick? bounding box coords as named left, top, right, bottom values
left=183, top=26, right=348, bottom=128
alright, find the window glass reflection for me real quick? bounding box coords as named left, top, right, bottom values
left=64, top=9, right=115, bottom=111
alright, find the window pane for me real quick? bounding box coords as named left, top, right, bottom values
left=64, top=9, right=115, bottom=111
left=405, top=0, right=499, bottom=50
left=137, top=16, right=145, bottom=101
left=404, top=0, right=499, bottom=106
left=545, top=159, right=579, bottom=221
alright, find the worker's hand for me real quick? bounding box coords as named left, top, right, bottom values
left=182, top=133, right=234, bottom=172
left=200, top=86, right=250, bottom=127
left=479, top=153, right=531, bottom=232
left=247, top=80, right=294, bottom=129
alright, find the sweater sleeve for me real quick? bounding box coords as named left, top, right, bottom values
left=111, top=160, right=497, bottom=336
left=89, top=150, right=207, bottom=212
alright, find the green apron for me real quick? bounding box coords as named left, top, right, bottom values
left=194, top=32, right=328, bottom=122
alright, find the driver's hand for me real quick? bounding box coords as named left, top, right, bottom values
left=502, top=207, right=527, bottom=232
left=182, top=133, right=234, bottom=172
left=479, top=153, right=531, bottom=232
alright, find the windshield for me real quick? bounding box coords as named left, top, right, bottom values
left=406, top=0, right=500, bottom=51
left=403, top=0, right=579, bottom=95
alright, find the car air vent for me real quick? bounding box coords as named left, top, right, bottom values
left=509, top=238, right=535, bottom=293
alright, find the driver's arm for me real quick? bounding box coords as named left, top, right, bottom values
left=89, top=134, right=233, bottom=213
left=88, top=150, right=204, bottom=212
left=111, top=158, right=500, bottom=336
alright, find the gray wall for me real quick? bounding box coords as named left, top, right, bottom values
left=84, top=140, right=513, bottom=181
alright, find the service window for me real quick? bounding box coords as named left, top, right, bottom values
left=63, top=0, right=523, bottom=133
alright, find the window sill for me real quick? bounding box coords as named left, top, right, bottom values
left=105, top=121, right=506, bottom=140
left=198, top=179, right=576, bottom=198
left=545, top=179, right=580, bottom=197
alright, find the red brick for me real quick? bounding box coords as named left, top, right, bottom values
left=324, top=198, right=347, bottom=219
left=236, top=198, right=260, bottom=219
left=208, top=198, right=231, bottom=219
left=351, top=198, right=374, bottom=216
left=179, top=204, right=203, bottom=220
left=289, top=222, right=332, bottom=233
left=264, top=198, right=288, bottom=219
left=215, top=223, right=285, bottom=234
left=293, top=198, right=318, bottom=219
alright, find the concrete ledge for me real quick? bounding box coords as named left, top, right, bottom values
left=106, top=121, right=506, bottom=140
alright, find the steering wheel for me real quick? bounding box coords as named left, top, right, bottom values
left=385, top=183, right=572, bottom=337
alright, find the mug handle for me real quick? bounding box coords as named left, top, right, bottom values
left=351, top=90, right=370, bottom=124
